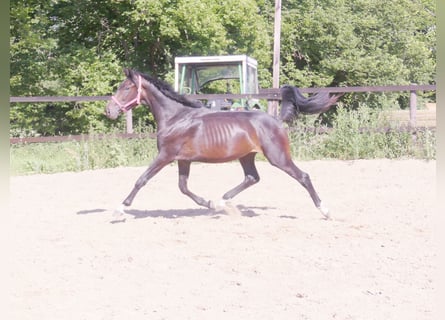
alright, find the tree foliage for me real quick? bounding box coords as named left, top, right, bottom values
left=10, top=0, right=436, bottom=136
left=281, top=0, right=435, bottom=87
left=280, top=0, right=436, bottom=108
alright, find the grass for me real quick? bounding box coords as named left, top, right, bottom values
left=10, top=105, right=436, bottom=175
left=10, top=134, right=158, bottom=175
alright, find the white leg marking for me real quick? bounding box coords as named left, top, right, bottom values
left=318, top=202, right=330, bottom=219
left=214, top=199, right=227, bottom=212
left=113, top=204, right=126, bottom=217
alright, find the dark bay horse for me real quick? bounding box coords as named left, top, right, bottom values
left=105, top=69, right=339, bottom=219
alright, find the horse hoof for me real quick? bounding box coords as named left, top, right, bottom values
left=223, top=202, right=242, bottom=216
left=214, top=199, right=228, bottom=212
left=318, top=202, right=330, bottom=220
left=113, top=204, right=126, bottom=218
left=213, top=199, right=241, bottom=216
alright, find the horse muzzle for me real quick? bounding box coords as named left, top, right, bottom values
left=105, top=101, right=121, bottom=120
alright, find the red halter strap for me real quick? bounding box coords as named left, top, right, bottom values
left=111, top=75, right=142, bottom=112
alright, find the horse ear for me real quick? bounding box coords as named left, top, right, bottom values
left=123, top=68, right=132, bottom=78
left=124, top=68, right=137, bottom=79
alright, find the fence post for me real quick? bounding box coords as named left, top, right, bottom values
left=126, top=110, right=133, bottom=134
left=268, top=0, right=281, bottom=118
left=268, top=100, right=279, bottom=117
left=409, top=85, right=417, bottom=127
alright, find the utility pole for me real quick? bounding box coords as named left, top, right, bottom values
left=268, top=0, right=282, bottom=117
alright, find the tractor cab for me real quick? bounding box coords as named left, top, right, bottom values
left=174, top=55, right=260, bottom=110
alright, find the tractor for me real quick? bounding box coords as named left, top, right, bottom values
left=174, top=55, right=261, bottom=110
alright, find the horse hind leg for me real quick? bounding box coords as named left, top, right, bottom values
left=263, top=145, right=330, bottom=219
left=219, top=153, right=260, bottom=208
left=277, top=161, right=329, bottom=218
left=177, top=160, right=213, bottom=209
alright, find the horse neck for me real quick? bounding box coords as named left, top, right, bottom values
left=140, top=80, right=184, bottom=130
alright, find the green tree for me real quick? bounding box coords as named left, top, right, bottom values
left=10, top=0, right=273, bottom=136
left=279, top=0, right=436, bottom=108
left=50, top=0, right=272, bottom=79
left=10, top=0, right=57, bottom=96
left=10, top=0, right=436, bottom=137
left=10, top=0, right=124, bottom=136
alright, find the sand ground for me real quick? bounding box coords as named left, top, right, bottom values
left=6, top=159, right=436, bottom=319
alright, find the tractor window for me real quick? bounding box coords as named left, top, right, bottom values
left=196, top=65, right=240, bottom=92
left=178, top=64, right=241, bottom=94
left=199, top=78, right=241, bottom=94
left=246, top=65, right=258, bottom=94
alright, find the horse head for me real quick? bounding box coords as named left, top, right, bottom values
left=105, top=68, right=142, bottom=120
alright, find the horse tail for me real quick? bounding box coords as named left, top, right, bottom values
left=279, top=85, right=342, bottom=123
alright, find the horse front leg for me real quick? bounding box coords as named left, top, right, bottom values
left=114, top=154, right=172, bottom=216
left=177, top=160, right=213, bottom=209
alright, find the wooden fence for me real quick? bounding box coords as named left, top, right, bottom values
left=10, top=84, right=436, bottom=144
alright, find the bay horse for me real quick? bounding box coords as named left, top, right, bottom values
left=105, top=69, right=340, bottom=219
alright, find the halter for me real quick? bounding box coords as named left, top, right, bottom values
left=111, top=75, right=143, bottom=112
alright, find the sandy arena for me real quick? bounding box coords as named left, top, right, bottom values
left=7, top=159, right=436, bottom=319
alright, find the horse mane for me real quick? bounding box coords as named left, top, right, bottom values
left=132, top=70, right=204, bottom=109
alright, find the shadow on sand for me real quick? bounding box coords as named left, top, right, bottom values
left=76, top=204, right=276, bottom=223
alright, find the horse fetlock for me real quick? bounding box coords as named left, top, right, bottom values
left=247, top=174, right=260, bottom=184
left=207, top=200, right=215, bottom=210
left=123, top=197, right=133, bottom=206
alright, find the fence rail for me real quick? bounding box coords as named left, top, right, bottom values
left=9, top=132, right=156, bottom=144
left=10, top=84, right=436, bottom=144
left=9, top=84, right=436, bottom=103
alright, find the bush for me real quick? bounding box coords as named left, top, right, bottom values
left=289, top=104, right=436, bottom=160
